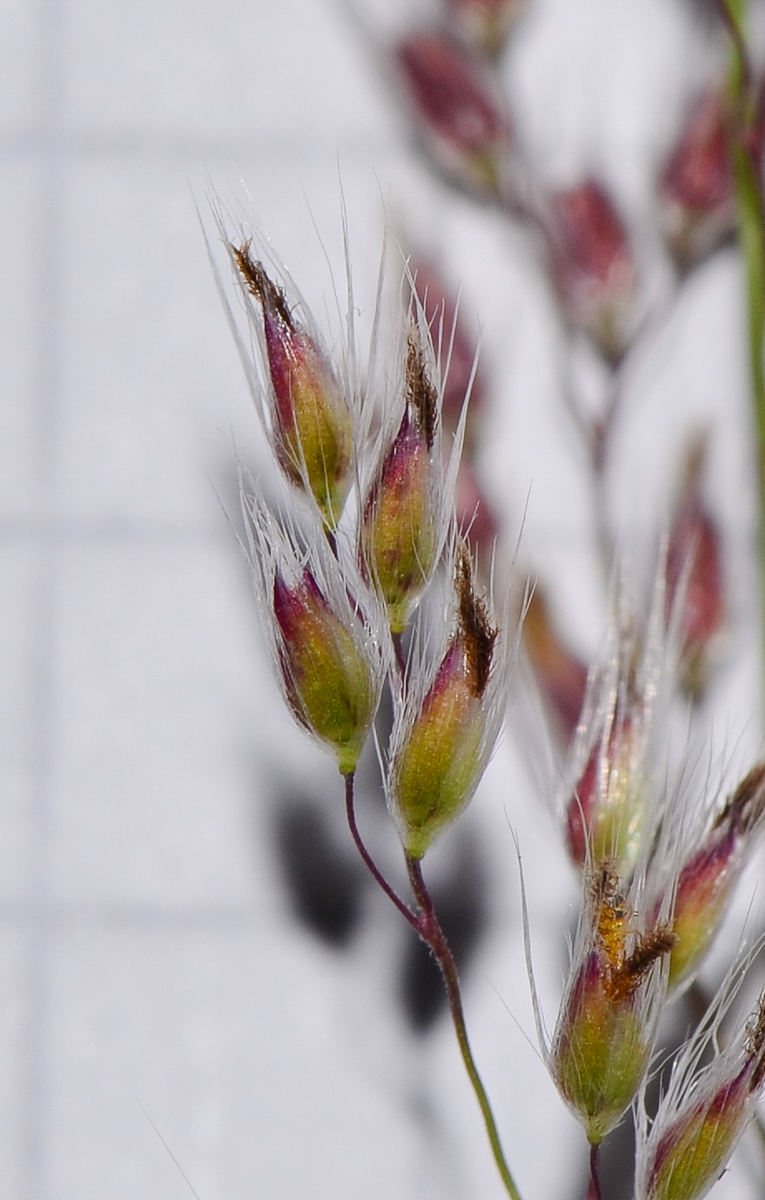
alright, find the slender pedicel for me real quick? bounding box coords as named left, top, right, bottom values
left=445, top=0, right=525, bottom=58
left=343, top=775, right=523, bottom=1200
left=406, top=854, right=523, bottom=1200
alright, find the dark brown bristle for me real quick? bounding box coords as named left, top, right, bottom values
left=624, top=926, right=678, bottom=982
left=593, top=864, right=620, bottom=908
left=714, top=761, right=765, bottom=837
left=605, top=925, right=676, bottom=1003
left=406, top=327, right=438, bottom=450
left=591, top=860, right=676, bottom=1002
left=231, top=242, right=293, bottom=326
left=456, top=547, right=496, bottom=696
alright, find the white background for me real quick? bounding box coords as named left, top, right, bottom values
left=2, top=0, right=765, bottom=1197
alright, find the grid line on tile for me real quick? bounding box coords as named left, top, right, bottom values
left=0, top=518, right=227, bottom=544
left=0, top=131, right=392, bottom=163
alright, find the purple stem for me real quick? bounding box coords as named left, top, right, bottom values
left=588, top=1142, right=603, bottom=1200
left=343, top=772, right=420, bottom=932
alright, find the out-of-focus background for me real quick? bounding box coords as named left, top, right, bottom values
left=2, top=0, right=765, bottom=1197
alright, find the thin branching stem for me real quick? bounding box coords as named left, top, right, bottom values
left=345, top=777, right=523, bottom=1198
left=715, top=0, right=751, bottom=92
left=718, top=0, right=765, bottom=697
left=588, top=1143, right=603, bottom=1200
left=343, top=772, right=420, bottom=932
left=405, top=853, right=524, bottom=1200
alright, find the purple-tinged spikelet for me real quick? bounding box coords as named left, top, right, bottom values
left=659, top=87, right=735, bottom=269
left=361, top=321, right=455, bottom=634
left=206, top=212, right=355, bottom=531
left=551, top=864, right=676, bottom=1144
left=231, top=245, right=354, bottom=529
left=522, top=584, right=588, bottom=748
left=656, top=762, right=765, bottom=995
left=388, top=543, right=514, bottom=858
left=561, top=588, right=664, bottom=876
left=403, top=256, right=496, bottom=562
left=241, top=485, right=387, bottom=776
left=546, top=180, right=637, bottom=361
left=565, top=715, right=642, bottom=871
left=394, top=30, right=513, bottom=199
left=636, top=964, right=765, bottom=1200
left=665, top=437, right=725, bottom=702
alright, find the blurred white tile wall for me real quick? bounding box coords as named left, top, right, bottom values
left=2, top=0, right=764, bottom=1198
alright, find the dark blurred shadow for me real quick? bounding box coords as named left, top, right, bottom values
left=273, top=793, right=367, bottom=948
left=398, top=832, right=488, bottom=1033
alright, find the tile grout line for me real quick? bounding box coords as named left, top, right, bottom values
left=0, top=518, right=229, bottom=543
left=0, top=903, right=280, bottom=929
left=0, top=130, right=394, bottom=161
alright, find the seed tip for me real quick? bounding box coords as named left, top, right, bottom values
left=231, top=242, right=292, bottom=325
left=456, top=547, right=496, bottom=696
left=406, top=326, right=438, bottom=450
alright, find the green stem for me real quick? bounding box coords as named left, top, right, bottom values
left=343, top=778, right=523, bottom=1197
left=720, top=0, right=765, bottom=702
left=716, top=0, right=749, bottom=90
left=406, top=854, right=524, bottom=1200
left=736, top=141, right=765, bottom=567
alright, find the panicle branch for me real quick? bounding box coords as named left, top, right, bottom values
left=210, top=2, right=765, bottom=1192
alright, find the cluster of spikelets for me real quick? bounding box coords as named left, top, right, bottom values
left=533, top=587, right=765, bottom=1199
left=210, top=207, right=765, bottom=1200
left=210, top=216, right=514, bottom=864
left=389, top=0, right=752, bottom=365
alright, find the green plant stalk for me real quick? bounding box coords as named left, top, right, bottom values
left=345, top=772, right=525, bottom=1195
left=406, top=854, right=524, bottom=1200
left=734, top=140, right=765, bottom=565
left=720, top=0, right=765, bottom=697
left=344, top=774, right=523, bottom=1198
